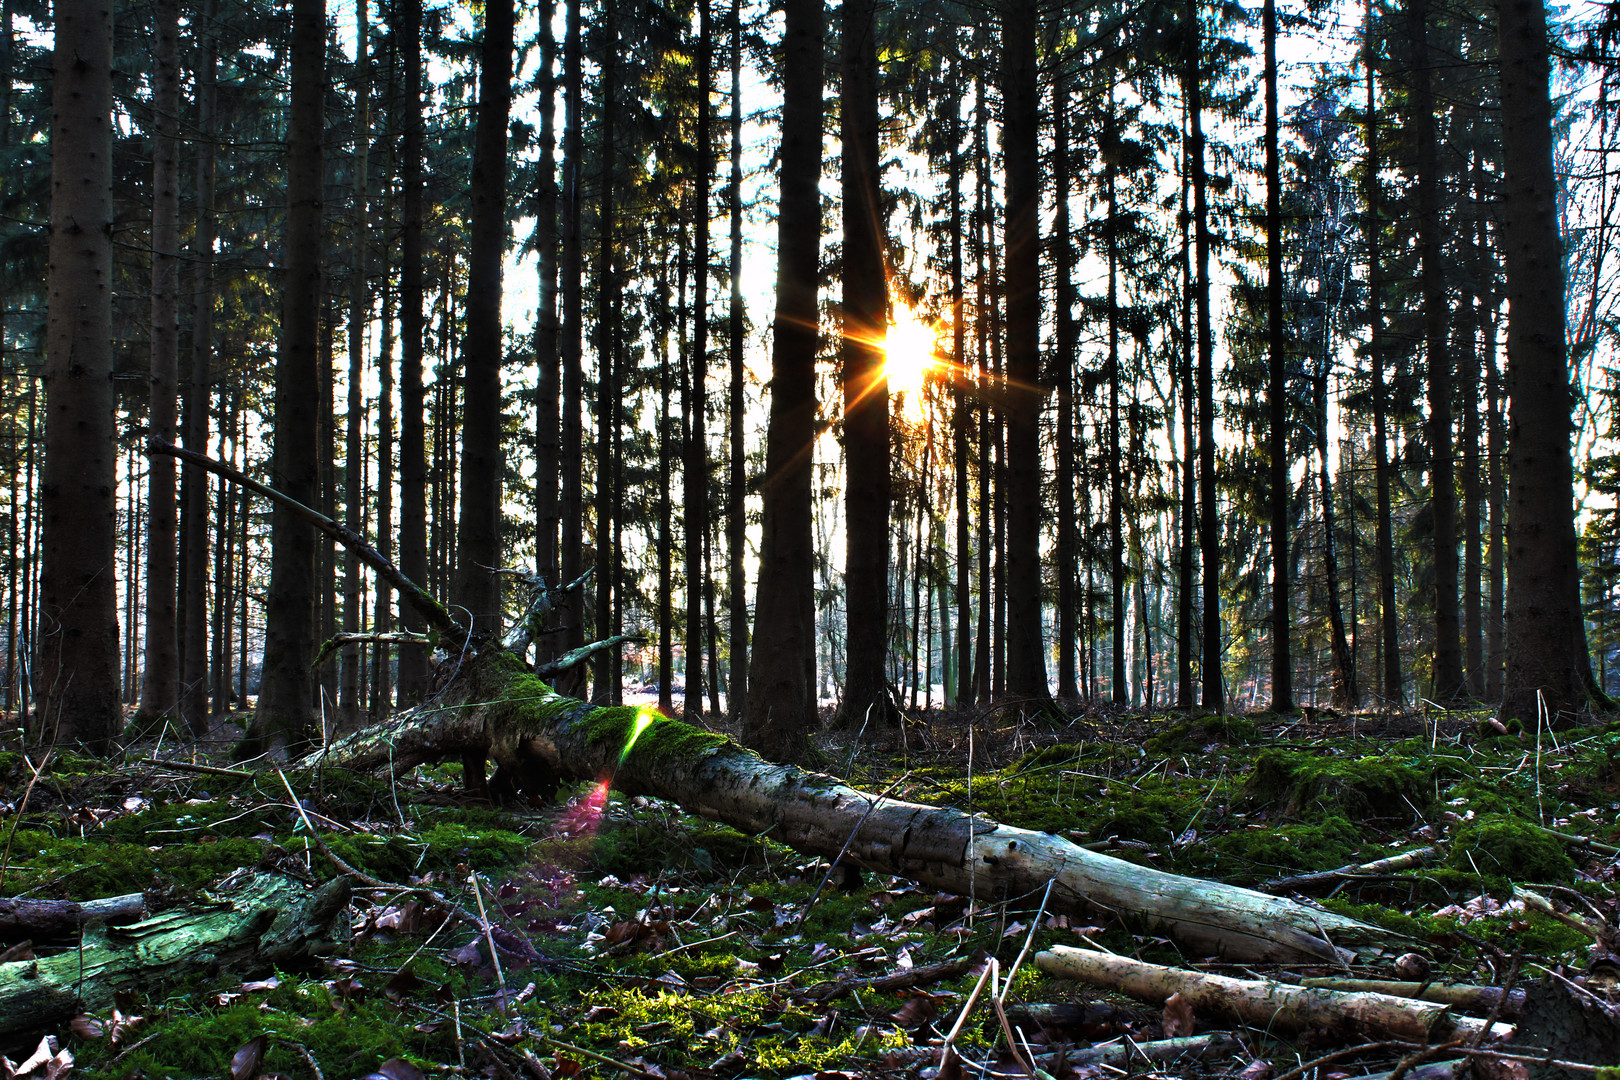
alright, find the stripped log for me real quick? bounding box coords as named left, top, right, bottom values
left=1034, top=946, right=1513, bottom=1042
left=300, top=650, right=1413, bottom=964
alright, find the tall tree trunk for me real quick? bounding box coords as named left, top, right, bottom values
left=1365, top=2, right=1401, bottom=706
left=1177, top=143, right=1196, bottom=709
left=454, top=0, right=515, bottom=634
left=726, top=0, right=747, bottom=722
left=531, top=0, right=559, bottom=600
left=1462, top=158, right=1485, bottom=700
left=1052, top=57, right=1078, bottom=702
left=372, top=191, right=396, bottom=718
left=999, top=0, right=1049, bottom=709
left=1316, top=372, right=1356, bottom=708
left=250, top=0, right=325, bottom=751
left=179, top=0, right=217, bottom=734
left=1411, top=0, right=1462, bottom=701
left=949, top=55, right=972, bottom=707
left=397, top=0, right=429, bottom=702
left=743, top=0, right=821, bottom=761
left=1485, top=237, right=1505, bottom=703
left=558, top=0, right=585, bottom=697
left=685, top=0, right=714, bottom=722
left=835, top=0, right=894, bottom=727
left=593, top=0, right=618, bottom=703
left=1264, top=0, right=1292, bottom=713
left=341, top=0, right=371, bottom=726
left=972, top=85, right=991, bottom=706
left=137, top=0, right=181, bottom=728
left=1497, top=0, right=1589, bottom=722
left=37, top=0, right=121, bottom=749
left=1187, top=0, right=1222, bottom=711
left=1106, top=84, right=1125, bottom=706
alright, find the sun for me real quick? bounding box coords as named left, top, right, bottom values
left=883, top=305, right=939, bottom=397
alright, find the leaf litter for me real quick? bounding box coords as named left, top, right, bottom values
left=0, top=708, right=1618, bottom=1077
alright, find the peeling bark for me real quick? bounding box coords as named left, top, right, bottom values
left=303, top=651, right=1410, bottom=964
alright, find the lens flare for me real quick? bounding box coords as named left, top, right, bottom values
left=620, top=707, right=658, bottom=766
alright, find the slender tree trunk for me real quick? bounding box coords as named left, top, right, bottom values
left=1052, top=60, right=1077, bottom=702
left=1411, top=0, right=1462, bottom=701
left=1177, top=142, right=1196, bottom=709
left=454, top=0, right=514, bottom=634
left=1366, top=2, right=1402, bottom=707
left=593, top=0, right=618, bottom=702
left=341, top=0, right=370, bottom=726
left=137, top=0, right=181, bottom=728
left=685, top=0, right=714, bottom=722
left=743, top=0, right=821, bottom=761
left=250, top=0, right=325, bottom=751
left=1485, top=240, right=1505, bottom=703
left=372, top=240, right=395, bottom=718
left=1497, top=0, right=1589, bottom=722
left=1461, top=162, right=1485, bottom=700
left=179, top=0, right=217, bottom=734
left=397, top=0, right=429, bottom=702
left=726, top=0, right=748, bottom=722
left=1105, top=85, right=1125, bottom=706
left=1264, top=0, right=1292, bottom=713
left=558, top=0, right=585, bottom=697
left=531, top=0, right=559, bottom=596
left=1187, top=0, right=1222, bottom=711
left=999, top=0, right=1049, bottom=709
left=949, top=56, right=972, bottom=707
left=1316, top=372, right=1356, bottom=708
left=972, top=86, right=991, bottom=706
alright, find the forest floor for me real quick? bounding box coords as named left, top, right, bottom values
left=1, top=702, right=1618, bottom=1080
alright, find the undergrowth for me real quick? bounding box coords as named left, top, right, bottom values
left=0, top=708, right=1616, bottom=1078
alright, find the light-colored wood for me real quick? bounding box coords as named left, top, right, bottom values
left=303, top=652, right=1411, bottom=964
left=1034, top=946, right=1512, bottom=1042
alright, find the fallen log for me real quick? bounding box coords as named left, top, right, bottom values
left=1261, top=846, right=1439, bottom=895
left=1033, top=946, right=1513, bottom=1043
left=0, top=870, right=349, bottom=1035
left=157, top=441, right=1413, bottom=967
left=1298, top=978, right=1525, bottom=1017
left=0, top=893, right=145, bottom=942
left=300, top=649, right=1413, bottom=964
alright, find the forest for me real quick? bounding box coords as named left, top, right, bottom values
left=3, top=0, right=1620, bottom=1075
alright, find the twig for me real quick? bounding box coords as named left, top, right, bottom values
left=469, top=874, right=509, bottom=1013
left=0, top=751, right=52, bottom=890
left=940, top=955, right=997, bottom=1076
left=1387, top=1040, right=1466, bottom=1080
left=1471, top=952, right=1520, bottom=1049
left=147, top=439, right=467, bottom=648
left=1267, top=1042, right=1405, bottom=1080
left=137, top=756, right=255, bottom=779
left=1001, top=878, right=1055, bottom=995
left=283, top=1040, right=326, bottom=1080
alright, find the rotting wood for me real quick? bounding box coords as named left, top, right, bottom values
left=299, top=648, right=1414, bottom=964
left=0, top=869, right=348, bottom=1035
left=0, top=893, right=145, bottom=942
left=1034, top=946, right=1514, bottom=1042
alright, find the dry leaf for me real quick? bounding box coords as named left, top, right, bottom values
left=1239, top=1060, right=1274, bottom=1080
left=1162, top=991, right=1196, bottom=1037
left=67, top=1016, right=103, bottom=1040
left=229, top=1035, right=266, bottom=1080
left=374, top=1057, right=427, bottom=1080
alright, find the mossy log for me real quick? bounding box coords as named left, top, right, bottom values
left=0, top=870, right=349, bottom=1035
left=302, top=651, right=1411, bottom=964
left=0, top=893, right=145, bottom=942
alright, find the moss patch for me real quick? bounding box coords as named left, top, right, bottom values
left=1446, top=814, right=1574, bottom=887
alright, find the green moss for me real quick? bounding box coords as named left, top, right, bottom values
left=1145, top=715, right=1259, bottom=754
left=1245, top=749, right=1453, bottom=821
left=1208, top=818, right=1361, bottom=878
left=1447, top=814, right=1574, bottom=886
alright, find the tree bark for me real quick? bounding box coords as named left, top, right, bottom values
left=685, top=0, right=714, bottom=722
left=1265, top=0, right=1292, bottom=713
left=744, top=0, right=822, bottom=763
left=454, top=0, right=514, bottom=635
left=836, top=0, right=894, bottom=728
left=1000, top=0, right=1049, bottom=709
left=398, top=0, right=430, bottom=703
left=36, top=0, right=121, bottom=751
left=1497, top=0, right=1588, bottom=724
left=137, top=0, right=181, bottom=729
left=726, top=0, right=748, bottom=723
left=250, top=0, right=324, bottom=753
